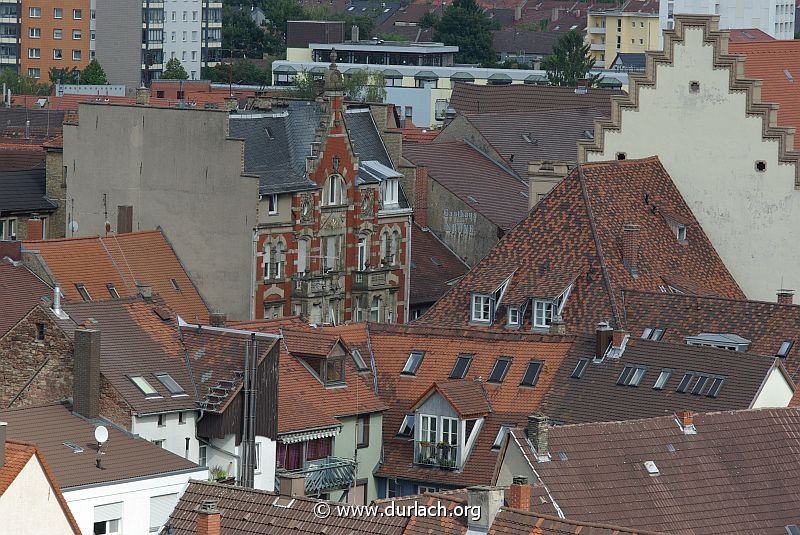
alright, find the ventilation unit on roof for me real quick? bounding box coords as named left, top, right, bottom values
left=644, top=460, right=659, bottom=476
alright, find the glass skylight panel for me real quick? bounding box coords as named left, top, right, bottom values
left=707, top=377, right=724, bottom=398
left=488, top=357, right=512, bottom=383
left=641, top=327, right=653, bottom=339
left=617, top=365, right=646, bottom=386
left=652, top=328, right=665, bottom=341
left=676, top=373, right=693, bottom=393
left=351, top=349, right=369, bottom=371
left=398, top=414, right=414, bottom=436
left=571, top=358, right=589, bottom=379
left=402, top=351, right=424, bottom=375
left=492, top=424, right=514, bottom=449
left=777, top=340, right=793, bottom=358
left=130, top=376, right=159, bottom=397
left=691, top=375, right=709, bottom=395
left=520, top=360, right=543, bottom=387
left=450, top=354, right=473, bottom=379
left=653, top=369, right=672, bottom=390
left=155, top=373, right=185, bottom=396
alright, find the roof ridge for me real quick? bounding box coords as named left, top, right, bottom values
left=499, top=508, right=663, bottom=534
left=24, top=229, right=161, bottom=244
left=621, top=287, right=798, bottom=308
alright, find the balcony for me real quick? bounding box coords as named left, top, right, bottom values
left=276, top=457, right=356, bottom=496
left=590, top=42, right=606, bottom=51
left=292, top=273, right=343, bottom=299
left=588, top=26, right=606, bottom=34
left=352, top=268, right=395, bottom=292
left=414, top=442, right=458, bottom=470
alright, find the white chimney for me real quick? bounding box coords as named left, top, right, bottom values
left=52, top=284, right=68, bottom=319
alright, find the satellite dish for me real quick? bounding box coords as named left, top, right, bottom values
left=94, top=425, right=109, bottom=445
left=69, top=220, right=79, bottom=233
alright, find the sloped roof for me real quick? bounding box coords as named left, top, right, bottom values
left=165, top=480, right=409, bottom=534
left=610, top=52, right=647, bottom=71
left=490, top=509, right=657, bottom=535
left=282, top=328, right=341, bottom=357
left=449, top=83, right=623, bottom=115
left=413, top=380, right=492, bottom=418
left=621, top=289, right=800, bottom=380
left=492, top=29, right=562, bottom=55
left=727, top=28, right=775, bottom=43
left=403, top=141, right=529, bottom=230
left=410, top=224, right=468, bottom=306
left=728, top=40, right=800, bottom=150
left=0, top=260, right=52, bottom=336
left=540, top=335, right=781, bottom=425
left=0, top=403, right=202, bottom=490
left=419, top=157, right=745, bottom=333
left=24, top=229, right=209, bottom=322
left=0, top=148, right=46, bottom=170
left=0, top=169, right=57, bottom=215
left=532, top=408, right=800, bottom=533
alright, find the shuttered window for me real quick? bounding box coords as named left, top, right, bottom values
left=94, top=502, right=123, bottom=523
left=149, top=494, right=178, bottom=532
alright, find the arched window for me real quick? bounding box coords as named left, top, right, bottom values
left=275, top=242, right=285, bottom=278
left=324, top=174, right=343, bottom=206
left=381, top=232, right=390, bottom=265
left=371, top=296, right=382, bottom=322
left=296, top=238, right=309, bottom=274
left=390, top=230, right=400, bottom=265
left=357, top=235, right=368, bottom=270
left=263, top=244, right=272, bottom=279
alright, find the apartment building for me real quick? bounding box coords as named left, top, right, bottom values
left=586, top=0, right=660, bottom=68
left=95, top=0, right=221, bottom=91
left=659, top=0, right=795, bottom=40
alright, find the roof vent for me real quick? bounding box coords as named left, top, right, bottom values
left=644, top=460, right=659, bottom=476
left=63, top=441, right=84, bottom=454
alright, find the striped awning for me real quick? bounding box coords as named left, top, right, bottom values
left=280, top=426, right=341, bottom=444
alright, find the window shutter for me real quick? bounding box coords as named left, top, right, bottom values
left=149, top=493, right=178, bottom=532
left=94, top=501, right=124, bottom=523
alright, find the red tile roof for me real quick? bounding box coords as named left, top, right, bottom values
left=729, top=40, right=800, bottom=149
left=0, top=148, right=46, bottom=170
left=449, top=83, right=623, bottom=115
left=727, top=28, right=775, bottom=43
left=403, top=141, right=530, bottom=230
left=419, top=157, right=745, bottom=333
left=490, top=509, right=657, bottom=535
left=412, top=380, right=492, bottom=418
left=0, top=259, right=53, bottom=336
left=24, top=229, right=209, bottom=322
left=410, top=224, right=468, bottom=306
left=0, top=439, right=80, bottom=533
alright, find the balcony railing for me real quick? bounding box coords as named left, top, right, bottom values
left=276, top=456, right=356, bottom=496
left=590, top=42, right=606, bottom=51
left=292, top=273, right=342, bottom=298
left=352, top=268, right=394, bottom=292
left=414, top=442, right=458, bottom=470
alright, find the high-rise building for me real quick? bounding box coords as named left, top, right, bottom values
left=659, top=0, right=795, bottom=40
left=586, top=1, right=660, bottom=68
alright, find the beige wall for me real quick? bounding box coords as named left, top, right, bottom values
left=332, top=412, right=383, bottom=503
left=751, top=365, right=794, bottom=409
left=0, top=455, right=75, bottom=534
left=64, top=104, right=259, bottom=319
left=584, top=23, right=800, bottom=302
left=494, top=436, right=535, bottom=487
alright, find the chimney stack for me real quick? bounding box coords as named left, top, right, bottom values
left=26, top=215, right=43, bottom=240
left=777, top=289, right=794, bottom=305
left=527, top=413, right=549, bottom=458
left=622, top=224, right=640, bottom=276
left=548, top=315, right=566, bottom=335
left=595, top=321, right=613, bottom=359
left=209, top=311, right=227, bottom=327
left=351, top=24, right=360, bottom=42
left=0, top=421, right=6, bottom=469
left=0, top=240, right=22, bottom=260
left=136, top=86, right=150, bottom=106
left=195, top=499, right=221, bottom=535
left=73, top=328, right=101, bottom=419
left=466, top=486, right=504, bottom=533
left=223, top=96, right=237, bottom=112
left=136, top=282, right=153, bottom=301
left=117, top=206, right=133, bottom=234
left=278, top=473, right=306, bottom=497
left=677, top=410, right=693, bottom=427
left=506, top=476, right=531, bottom=511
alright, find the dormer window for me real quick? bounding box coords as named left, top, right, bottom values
left=402, top=350, right=425, bottom=375
left=507, top=306, right=520, bottom=327
left=381, top=177, right=399, bottom=206
left=533, top=300, right=554, bottom=328
left=471, top=294, right=492, bottom=323
left=268, top=193, right=279, bottom=215
left=492, top=424, right=515, bottom=450
left=676, top=224, right=686, bottom=243
left=398, top=414, right=414, bottom=436
left=324, top=355, right=345, bottom=385
left=450, top=354, right=473, bottom=379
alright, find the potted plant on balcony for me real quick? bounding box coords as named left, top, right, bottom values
left=417, top=441, right=434, bottom=464
left=436, top=442, right=457, bottom=469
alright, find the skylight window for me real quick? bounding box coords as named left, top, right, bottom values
left=63, top=441, right=84, bottom=453
left=777, top=340, right=794, bottom=358
left=450, top=354, right=473, bottom=379
left=786, top=525, right=800, bottom=535
left=130, top=376, right=160, bottom=397
left=676, top=372, right=725, bottom=397
left=155, top=373, right=186, bottom=396
left=653, top=368, right=672, bottom=390
left=106, top=283, right=119, bottom=299
left=398, top=414, right=414, bottom=437
left=617, top=364, right=646, bottom=387
left=75, top=283, right=92, bottom=301
left=520, top=360, right=543, bottom=387
left=170, top=278, right=180, bottom=291
left=402, top=351, right=424, bottom=375
left=492, top=424, right=515, bottom=450
left=351, top=349, right=369, bottom=371
left=641, top=327, right=665, bottom=341
left=488, top=357, right=512, bottom=383
left=571, top=358, right=589, bottom=379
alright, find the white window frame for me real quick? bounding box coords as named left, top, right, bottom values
left=381, top=178, right=399, bottom=206
left=72, top=29, right=81, bottom=40
left=72, top=49, right=81, bottom=61
left=357, top=236, right=367, bottom=270
left=28, top=27, right=40, bottom=38
left=53, top=29, right=62, bottom=39
left=441, top=416, right=458, bottom=446
left=28, top=48, right=40, bottom=59
left=0, top=218, right=17, bottom=240
left=72, top=8, right=81, bottom=19
left=471, top=294, right=492, bottom=323
left=370, top=295, right=381, bottom=322
left=29, top=7, right=41, bottom=17
left=324, top=175, right=342, bottom=206
left=507, top=306, right=520, bottom=327
left=53, top=7, right=62, bottom=18
left=420, top=414, right=437, bottom=443
left=533, top=300, right=554, bottom=328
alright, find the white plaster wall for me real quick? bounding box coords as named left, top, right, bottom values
left=587, top=26, right=800, bottom=302
left=163, top=0, right=202, bottom=79
left=658, top=1, right=792, bottom=39
left=131, top=411, right=200, bottom=464
left=205, top=433, right=276, bottom=491
left=64, top=468, right=207, bottom=535
left=751, top=365, right=794, bottom=408
left=0, top=456, right=76, bottom=534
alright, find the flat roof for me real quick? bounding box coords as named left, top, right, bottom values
left=310, top=42, right=458, bottom=54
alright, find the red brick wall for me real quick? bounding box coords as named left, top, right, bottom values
left=99, top=377, right=133, bottom=430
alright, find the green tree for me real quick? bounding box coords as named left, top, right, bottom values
left=433, top=0, right=497, bottom=65
left=222, top=5, right=279, bottom=58
left=289, top=71, right=321, bottom=100
left=80, top=59, right=108, bottom=84
left=206, top=59, right=271, bottom=85
left=0, top=68, right=51, bottom=96
left=541, top=30, right=601, bottom=87
left=344, top=71, right=386, bottom=103
left=49, top=66, right=80, bottom=85
left=161, top=57, right=189, bottom=80
left=419, top=10, right=439, bottom=29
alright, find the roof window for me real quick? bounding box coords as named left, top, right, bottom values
left=402, top=351, right=424, bottom=375
left=676, top=372, right=725, bottom=397
left=787, top=525, right=800, bottom=535
left=155, top=373, right=186, bottom=396
left=520, top=360, right=543, bottom=387
left=170, top=278, right=180, bottom=291
left=471, top=293, right=492, bottom=323
left=63, top=441, right=84, bottom=453
left=488, top=357, right=512, bottom=383
left=641, top=327, right=665, bottom=341
left=777, top=340, right=793, bottom=358
left=106, top=283, right=119, bottom=299
left=130, top=375, right=160, bottom=398
left=398, top=414, right=414, bottom=437
left=450, top=353, right=473, bottom=379
left=653, top=368, right=672, bottom=390
left=571, top=358, right=589, bottom=379
left=492, top=424, right=515, bottom=450
left=75, top=283, right=92, bottom=302
left=617, top=364, right=646, bottom=386
left=351, top=349, right=369, bottom=371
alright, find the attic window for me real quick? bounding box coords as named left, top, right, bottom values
left=351, top=349, right=369, bottom=371
left=755, top=160, right=767, bottom=172
left=106, top=283, right=120, bottom=299
left=571, top=358, right=589, bottom=379
left=617, top=364, right=647, bottom=386
left=676, top=224, right=687, bottom=243
left=787, top=525, right=800, bottom=535
left=265, top=126, right=274, bottom=140
left=653, top=368, right=672, bottom=390
left=777, top=340, right=794, bottom=358
left=402, top=350, right=424, bottom=375
left=676, top=372, right=725, bottom=397
left=75, top=283, right=92, bottom=301
left=492, top=424, right=515, bottom=450
left=130, top=375, right=160, bottom=398
left=520, top=360, right=543, bottom=387
left=689, top=81, right=700, bottom=93
left=63, top=441, right=84, bottom=454
left=170, top=278, right=180, bottom=291
left=641, top=327, right=665, bottom=341
left=450, top=353, right=473, bottom=379
left=487, top=357, right=512, bottom=383
left=471, top=294, right=492, bottom=323
left=155, top=373, right=186, bottom=396
left=507, top=306, right=520, bottom=327
left=398, top=414, right=414, bottom=437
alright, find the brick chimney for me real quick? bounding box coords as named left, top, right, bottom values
left=548, top=316, right=566, bottom=335
left=195, top=499, right=221, bottom=535
left=622, top=224, right=640, bottom=276
left=527, top=414, right=548, bottom=457
left=415, top=166, right=429, bottom=227
left=0, top=421, right=6, bottom=469
left=117, top=206, right=133, bottom=234
left=467, top=486, right=504, bottom=533
left=136, top=282, right=153, bottom=301
left=209, top=311, right=227, bottom=327
left=73, top=328, right=101, bottom=419
left=26, top=216, right=43, bottom=240
left=0, top=240, right=21, bottom=260
left=595, top=321, right=613, bottom=359
left=506, top=476, right=531, bottom=511
left=777, top=289, right=794, bottom=305
left=677, top=410, right=693, bottom=427
left=612, top=329, right=627, bottom=348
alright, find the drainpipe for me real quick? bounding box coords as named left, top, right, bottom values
left=404, top=215, right=411, bottom=322
left=250, top=228, right=257, bottom=319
